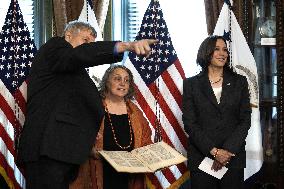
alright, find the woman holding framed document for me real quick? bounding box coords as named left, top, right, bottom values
left=70, top=65, right=152, bottom=189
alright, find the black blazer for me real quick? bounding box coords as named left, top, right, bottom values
left=17, top=37, right=123, bottom=164
left=182, top=69, right=251, bottom=170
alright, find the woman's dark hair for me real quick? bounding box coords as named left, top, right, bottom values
left=99, top=64, right=135, bottom=100
left=196, top=35, right=232, bottom=72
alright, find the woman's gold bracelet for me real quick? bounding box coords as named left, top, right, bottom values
left=213, top=149, right=219, bottom=158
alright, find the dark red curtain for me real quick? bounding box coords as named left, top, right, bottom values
left=52, top=0, right=109, bottom=36
left=203, top=0, right=248, bottom=35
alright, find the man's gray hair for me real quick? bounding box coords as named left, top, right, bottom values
left=63, top=20, right=97, bottom=37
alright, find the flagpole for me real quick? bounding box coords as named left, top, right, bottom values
left=153, top=0, right=162, bottom=143
left=226, top=0, right=233, bottom=69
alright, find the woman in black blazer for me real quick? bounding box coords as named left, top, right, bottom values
left=182, top=35, right=251, bottom=189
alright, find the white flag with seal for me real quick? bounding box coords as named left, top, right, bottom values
left=213, top=0, right=263, bottom=180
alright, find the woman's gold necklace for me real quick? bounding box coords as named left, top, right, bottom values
left=209, top=75, right=223, bottom=84
left=105, top=103, right=133, bottom=150
left=209, top=77, right=222, bottom=84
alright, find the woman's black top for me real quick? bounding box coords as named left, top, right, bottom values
left=103, top=112, right=134, bottom=189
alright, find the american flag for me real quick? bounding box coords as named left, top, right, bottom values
left=0, top=0, right=36, bottom=188
left=124, top=0, right=189, bottom=188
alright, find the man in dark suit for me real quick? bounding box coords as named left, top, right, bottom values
left=182, top=35, right=251, bottom=189
left=17, top=20, right=157, bottom=189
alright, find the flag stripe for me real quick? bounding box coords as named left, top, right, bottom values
left=146, top=174, right=162, bottom=189
left=0, top=109, right=15, bottom=142
left=135, top=85, right=188, bottom=185
left=146, top=173, right=163, bottom=189
left=154, top=171, right=171, bottom=188
left=0, top=95, right=22, bottom=135
left=1, top=81, right=25, bottom=127
left=0, top=159, right=22, bottom=189
left=168, top=165, right=181, bottom=180
left=148, top=83, right=187, bottom=149
left=0, top=140, right=24, bottom=188
left=14, top=88, right=27, bottom=116
left=175, top=163, right=188, bottom=177
left=19, top=81, right=27, bottom=101
left=160, top=169, right=176, bottom=185
left=167, top=62, right=184, bottom=94
left=0, top=124, right=14, bottom=156
left=133, top=69, right=185, bottom=154
left=158, top=71, right=184, bottom=128
left=0, top=155, right=17, bottom=189
left=134, top=84, right=181, bottom=184
left=173, top=59, right=185, bottom=79
left=161, top=68, right=182, bottom=109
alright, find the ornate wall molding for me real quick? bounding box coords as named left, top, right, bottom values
left=276, top=0, right=284, bottom=175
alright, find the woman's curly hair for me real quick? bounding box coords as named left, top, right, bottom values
left=98, top=64, right=135, bottom=100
